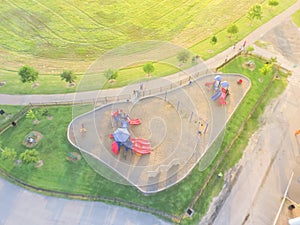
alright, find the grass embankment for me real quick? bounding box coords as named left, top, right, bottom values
left=0, top=105, right=25, bottom=128
left=190, top=0, right=296, bottom=60
left=292, top=9, right=300, bottom=27
left=0, top=55, right=290, bottom=223
left=0, top=0, right=296, bottom=94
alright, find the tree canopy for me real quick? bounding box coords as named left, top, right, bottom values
left=60, top=70, right=77, bottom=84
left=268, top=0, right=279, bottom=8
left=227, top=24, right=239, bottom=38
left=177, top=50, right=190, bottom=64
left=1, top=147, right=17, bottom=161
left=260, top=63, right=272, bottom=75
left=143, top=63, right=155, bottom=76
left=247, top=4, right=263, bottom=22
left=18, top=65, right=39, bottom=83
left=20, top=149, right=40, bottom=164
left=210, top=35, right=218, bottom=46
left=104, top=69, right=118, bottom=80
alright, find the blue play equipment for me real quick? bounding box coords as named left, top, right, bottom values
left=211, top=90, right=222, bottom=101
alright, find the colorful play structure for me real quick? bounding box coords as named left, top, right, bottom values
left=206, top=75, right=230, bottom=105
left=110, top=110, right=151, bottom=156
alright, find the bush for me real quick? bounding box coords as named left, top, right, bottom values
left=20, top=149, right=40, bottom=164
left=1, top=147, right=17, bottom=161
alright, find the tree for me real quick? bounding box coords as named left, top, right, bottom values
left=103, top=69, right=118, bottom=80
left=269, top=56, right=279, bottom=74
left=268, top=0, right=279, bottom=9
left=18, top=65, right=39, bottom=83
left=247, top=4, right=263, bottom=24
left=1, top=147, right=17, bottom=161
left=61, top=70, right=77, bottom=84
left=210, top=35, right=218, bottom=46
left=270, top=56, right=277, bottom=64
left=227, top=24, right=239, bottom=39
left=143, top=63, right=155, bottom=77
left=177, top=50, right=190, bottom=64
left=260, top=64, right=272, bottom=75
left=20, top=149, right=40, bottom=164
left=26, top=109, right=36, bottom=120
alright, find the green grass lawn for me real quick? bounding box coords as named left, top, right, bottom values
left=190, top=0, right=296, bottom=60
left=0, top=105, right=25, bottom=126
left=0, top=0, right=296, bottom=94
left=0, top=0, right=279, bottom=60
left=0, top=55, right=289, bottom=223
left=292, top=9, right=300, bottom=27
left=0, top=61, right=182, bottom=94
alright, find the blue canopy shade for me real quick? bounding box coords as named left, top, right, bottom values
left=214, top=75, right=222, bottom=81
left=221, top=81, right=229, bottom=88
left=113, top=128, right=130, bottom=143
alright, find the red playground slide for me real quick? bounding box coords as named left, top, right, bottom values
left=219, top=88, right=228, bottom=105
left=219, top=93, right=227, bottom=105
left=131, top=138, right=151, bottom=155
left=205, top=81, right=215, bottom=87
left=132, top=145, right=151, bottom=155
left=128, top=118, right=141, bottom=125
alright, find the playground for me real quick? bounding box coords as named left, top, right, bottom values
left=68, top=73, right=250, bottom=193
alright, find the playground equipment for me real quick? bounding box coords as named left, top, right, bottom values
left=127, top=117, right=141, bottom=125
left=111, top=110, right=151, bottom=156
left=219, top=81, right=230, bottom=105
left=205, top=75, right=222, bottom=91
left=219, top=88, right=229, bottom=105
left=208, top=77, right=230, bottom=105
left=211, top=90, right=222, bottom=101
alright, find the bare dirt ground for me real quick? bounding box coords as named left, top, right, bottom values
left=207, top=19, right=300, bottom=225
left=68, top=73, right=250, bottom=193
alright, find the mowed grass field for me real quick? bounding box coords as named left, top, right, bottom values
left=0, top=0, right=262, bottom=59
left=0, top=0, right=295, bottom=73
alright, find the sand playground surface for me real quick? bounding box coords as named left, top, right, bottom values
left=68, top=73, right=250, bottom=193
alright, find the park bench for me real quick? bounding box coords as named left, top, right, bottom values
left=66, top=152, right=80, bottom=162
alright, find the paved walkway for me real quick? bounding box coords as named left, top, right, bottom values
left=0, top=177, right=170, bottom=225
left=1, top=1, right=300, bottom=225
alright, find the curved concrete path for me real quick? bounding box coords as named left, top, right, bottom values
left=0, top=1, right=300, bottom=225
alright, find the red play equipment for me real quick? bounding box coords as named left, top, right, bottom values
left=127, top=118, right=141, bottom=125
left=237, top=79, right=243, bottom=85
left=205, top=81, right=215, bottom=87
left=111, top=110, right=151, bottom=156
left=131, top=138, right=151, bottom=155
left=111, top=141, right=119, bottom=155
left=219, top=88, right=229, bottom=105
